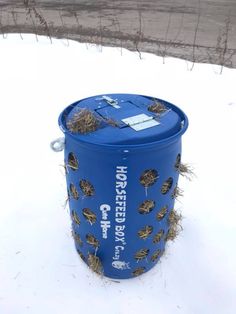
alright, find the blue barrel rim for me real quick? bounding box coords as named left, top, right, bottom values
left=58, top=93, right=188, bottom=150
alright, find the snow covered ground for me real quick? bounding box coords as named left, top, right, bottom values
left=0, top=34, right=236, bottom=314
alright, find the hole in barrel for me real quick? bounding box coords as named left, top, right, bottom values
left=175, top=154, right=181, bottom=170
left=68, top=152, right=79, bottom=171
left=153, top=229, right=164, bottom=243
left=150, top=249, right=163, bottom=262
left=82, top=208, right=97, bottom=225
left=138, top=200, right=155, bottom=214
left=161, top=177, right=173, bottom=194
left=134, top=248, right=149, bottom=261
left=86, top=234, right=99, bottom=248
left=72, top=230, right=83, bottom=246
left=70, top=183, right=79, bottom=200
left=138, top=226, right=153, bottom=240
left=132, top=267, right=146, bottom=277
left=156, top=206, right=168, bottom=221
left=80, top=179, right=95, bottom=196
left=71, top=210, right=80, bottom=225
left=140, top=169, right=159, bottom=187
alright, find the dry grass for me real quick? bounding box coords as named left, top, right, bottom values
left=79, top=179, right=95, bottom=196
left=165, top=209, right=183, bottom=241
left=138, top=200, right=155, bottom=214
left=153, top=229, right=164, bottom=243
left=87, top=253, right=103, bottom=275
left=140, top=169, right=159, bottom=187
left=138, top=225, right=153, bottom=239
left=148, top=101, right=167, bottom=114
left=134, top=248, right=149, bottom=261
left=66, top=109, right=100, bottom=134
left=86, top=234, right=100, bottom=248
left=82, top=208, right=97, bottom=225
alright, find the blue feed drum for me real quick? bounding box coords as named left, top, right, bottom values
left=58, top=93, right=188, bottom=279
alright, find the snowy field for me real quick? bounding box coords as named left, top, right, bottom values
left=0, top=34, right=236, bottom=314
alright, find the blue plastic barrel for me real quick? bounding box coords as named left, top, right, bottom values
left=58, top=93, right=188, bottom=279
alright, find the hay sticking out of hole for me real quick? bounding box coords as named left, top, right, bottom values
left=150, top=249, right=163, bottom=262
left=87, top=253, right=103, bottom=275
left=86, top=234, right=100, bottom=248
left=161, top=177, right=173, bottom=194
left=72, top=230, right=83, bottom=246
left=82, top=208, right=97, bottom=225
left=138, top=226, right=153, bottom=239
left=172, top=185, right=184, bottom=199
left=165, top=209, right=183, bottom=242
left=138, top=200, right=155, bottom=214
left=71, top=210, right=80, bottom=225
left=175, top=154, right=195, bottom=180
left=140, top=169, right=159, bottom=187
left=168, top=209, right=182, bottom=225
left=177, top=163, right=195, bottom=180
left=68, top=152, right=79, bottom=171
left=148, top=101, right=167, bottom=114
left=134, top=248, right=149, bottom=261
left=153, top=229, right=164, bottom=243
left=132, top=267, right=146, bottom=277
left=70, top=183, right=79, bottom=200
left=79, top=179, right=95, bottom=196
left=156, top=206, right=168, bottom=221
left=66, top=109, right=100, bottom=134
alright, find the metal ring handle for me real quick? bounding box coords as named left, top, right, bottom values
left=50, top=137, right=65, bottom=152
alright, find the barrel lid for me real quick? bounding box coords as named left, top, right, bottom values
left=59, top=94, right=188, bottom=146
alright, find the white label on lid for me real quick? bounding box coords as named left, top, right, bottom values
left=122, top=114, right=160, bottom=131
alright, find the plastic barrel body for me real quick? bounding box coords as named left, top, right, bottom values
left=65, top=135, right=182, bottom=279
